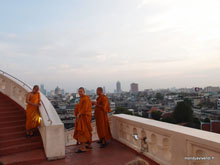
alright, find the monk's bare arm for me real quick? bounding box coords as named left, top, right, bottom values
left=38, top=93, right=41, bottom=104
left=96, top=97, right=108, bottom=112
left=77, top=99, right=84, bottom=118
left=74, top=104, right=79, bottom=117
left=77, top=98, right=92, bottom=117
left=80, top=99, right=89, bottom=115
left=26, top=93, right=39, bottom=107
left=96, top=99, right=104, bottom=110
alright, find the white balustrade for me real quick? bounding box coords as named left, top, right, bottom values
left=65, top=122, right=99, bottom=146
left=3, top=71, right=219, bottom=164
left=65, top=114, right=113, bottom=146
left=0, top=73, right=65, bottom=160
left=111, top=114, right=220, bottom=165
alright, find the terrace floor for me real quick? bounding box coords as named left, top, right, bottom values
left=41, top=140, right=158, bottom=165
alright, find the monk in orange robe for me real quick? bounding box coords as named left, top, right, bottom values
left=25, top=85, right=41, bottom=137
left=93, top=87, right=112, bottom=148
left=73, top=104, right=79, bottom=145
left=73, top=87, right=92, bottom=153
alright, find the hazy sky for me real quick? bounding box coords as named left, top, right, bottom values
left=1, top=0, right=220, bottom=92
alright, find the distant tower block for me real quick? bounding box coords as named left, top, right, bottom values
left=130, top=83, right=139, bottom=93
left=116, top=81, right=122, bottom=93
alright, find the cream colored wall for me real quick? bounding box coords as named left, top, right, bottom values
left=2, top=72, right=220, bottom=164
left=65, top=122, right=99, bottom=146
left=111, top=114, right=220, bottom=165
left=0, top=74, right=65, bottom=160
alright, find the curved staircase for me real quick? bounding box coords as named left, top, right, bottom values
left=0, top=92, right=46, bottom=165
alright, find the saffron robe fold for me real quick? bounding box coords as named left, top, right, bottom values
left=73, top=95, right=92, bottom=143
left=95, top=94, right=112, bottom=141
left=26, top=92, right=41, bottom=131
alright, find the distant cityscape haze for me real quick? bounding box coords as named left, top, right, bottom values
left=1, top=0, right=220, bottom=92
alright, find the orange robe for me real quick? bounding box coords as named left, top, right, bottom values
left=73, top=95, right=92, bottom=143
left=95, top=94, right=112, bottom=141
left=74, top=104, right=79, bottom=117
left=73, top=104, right=79, bottom=139
left=26, top=92, right=41, bottom=131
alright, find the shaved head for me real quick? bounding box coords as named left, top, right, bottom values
left=78, top=87, right=85, bottom=97
left=96, top=87, right=103, bottom=96
left=78, top=87, right=85, bottom=92
left=33, top=85, right=39, bottom=90
left=32, top=85, right=39, bottom=94
left=97, top=87, right=103, bottom=92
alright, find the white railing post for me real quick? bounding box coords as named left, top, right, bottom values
left=112, top=114, right=220, bottom=165
left=0, top=71, right=65, bottom=160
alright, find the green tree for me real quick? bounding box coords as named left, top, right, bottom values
left=192, top=117, right=201, bottom=129
left=156, top=93, right=163, bottom=100
left=198, top=99, right=215, bottom=109
left=185, top=117, right=201, bottom=129
left=204, top=118, right=210, bottom=123
left=115, top=107, right=133, bottom=115
left=184, top=98, right=192, bottom=107
left=162, top=116, right=176, bottom=124
left=173, top=101, right=193, bottom=123
left=151, top=111, right=162, bottom=121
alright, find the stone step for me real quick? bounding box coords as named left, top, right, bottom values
left=0, top=141, right=43, bottom=156
left=0, top=119, right=25, bottom=127
left=0, top=111, right=24, bottom=116
left=0, top=136, right=41, bottom=148
left=0, top=130, right=26, bottom=141
left=0, top=124, right=25, bottom=134
left=0, top=115, right=26, bottom=123
left=1, top=149, right=46, bottom=165
left=0, top=92, right=45, bottom=162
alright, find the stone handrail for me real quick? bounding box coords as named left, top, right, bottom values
left=0, top=71, right=65, bottom=160
left=65, top=122, right=99, bottom=146
left=0, top=69, right=52, bottom=124
left=111, top=114, right=220, bottom=165
left=65, top=115, right=113, bottom=146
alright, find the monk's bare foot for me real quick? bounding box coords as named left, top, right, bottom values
left=96, top=140, right=102, bottom=144
left=75, top=148, right=86, bottom=153
left=86, top=145, right=92, bottom=149
left=100, top=142, right=107, bottom=148
left=26, top=133, right=31, bottom=138
left=26, top=131, right=32, bottom=138
left=29, top=131, right=34, bottom=137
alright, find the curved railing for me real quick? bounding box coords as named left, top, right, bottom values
left=0, top=69, right=52, bottom=124
left=111, top=114, right=220, bottom=165
left=0, top=69, right=65, bottom=160
left=65, top=115, right=113, bottom=146
left=65, top=121, right=99, bottom=146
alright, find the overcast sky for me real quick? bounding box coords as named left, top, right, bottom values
left=1, top=0, right=220, bottom=92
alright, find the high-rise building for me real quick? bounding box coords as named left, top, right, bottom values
left=194, top=87, right=203, bottom=93
left=85, top=89, right=95, bottom=95
left=116, top=81, right=122, bottom=93
left=50, top=90, right=55, bottom=96
left=130, top=83, right=139, bottom=93
left=55, top=86, right=62, bottom=95
left=103, top=86, right=106, bottom=94
left=217, top=99, right=220, bottom=110
left=40, top=84, right=47, bottom=95
left=203, top=86, right=220, bottom=93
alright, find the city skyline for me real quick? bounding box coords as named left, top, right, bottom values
left=1, top=0, right=220, bottom=92
left=40, top=82, right=220, bottom=94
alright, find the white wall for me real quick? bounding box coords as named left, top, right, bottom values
left=0, top=73, right=65, bottom=160
left=111, top=114, right=220, bottom=165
